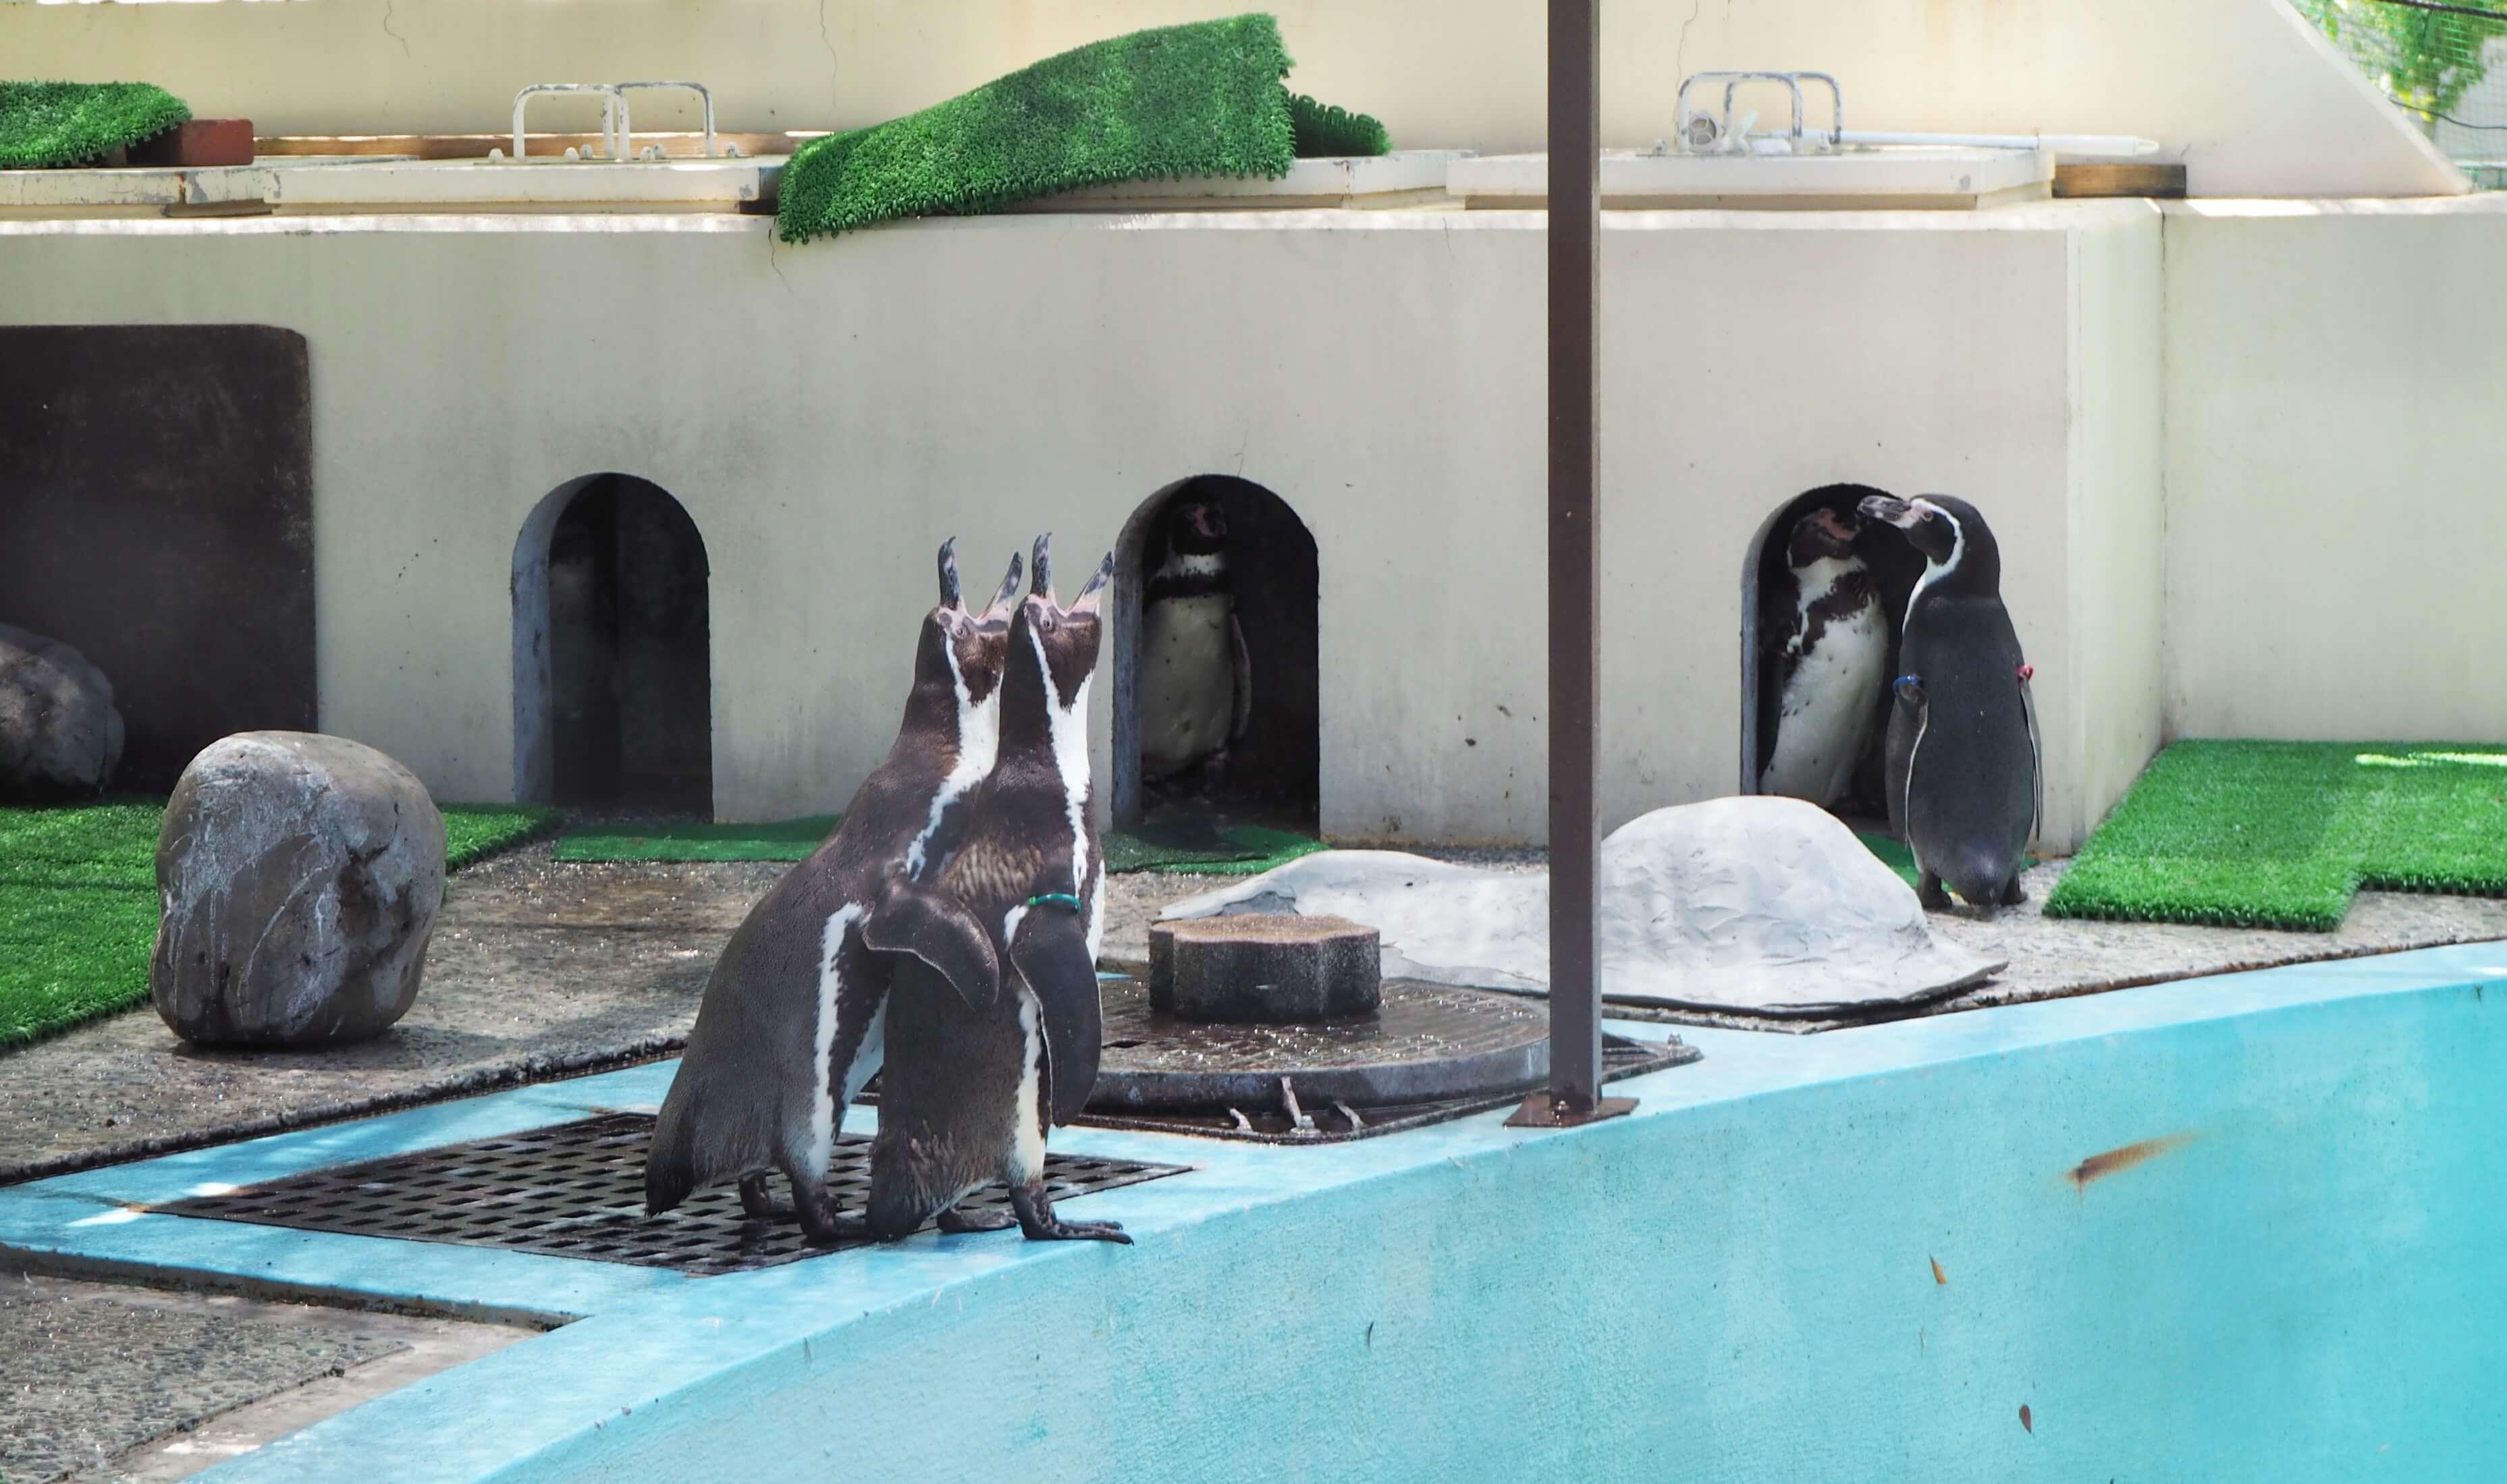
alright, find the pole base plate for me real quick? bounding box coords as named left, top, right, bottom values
left=1504, top=1093, right=1636, bottom=1128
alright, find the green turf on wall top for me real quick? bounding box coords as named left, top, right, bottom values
left=776, top=13, right=1389, bottom=242
left=0, top=81, right=190, bottom=169
left=2043, top=740, right=2507, bottom=932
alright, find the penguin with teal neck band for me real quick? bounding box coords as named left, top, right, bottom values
left=643, top=541, right=1025, bottom=1242
left=1860, top=494, right=2041, bottom=914
left=859, top=533, right=1129, bottom=1245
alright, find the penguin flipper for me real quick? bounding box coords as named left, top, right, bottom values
left=1229, top=615, right=1254, bottom=744
left=2020, top=668, right=2043, bottom=844
left=1885, top=675, right=1928, bottom=844
left=643, top=1100, right=699, bottom=1216
left=1010, top=906, right=1103, bottom=1127
left=861, top=880, right=1000, bottom=1012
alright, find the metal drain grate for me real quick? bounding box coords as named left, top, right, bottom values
left=1070, top=1032, right=1697, bottom=1144
left=151, top=1114, right=1187, bottom=1277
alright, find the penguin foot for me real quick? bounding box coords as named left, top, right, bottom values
left=1999, top=875, right=2029, bottom=908
left=738, top=1173, right=795, bottom=1223
left=794, top=1185, right=868, bottom=1246
left=1916, top=871, right=1952, bottom=910
left=1008, top=1182, right=1133, bottom=1246
left=936, top=1205, right=1017, bottom=1234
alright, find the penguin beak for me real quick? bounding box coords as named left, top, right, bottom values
left=936, top=537, right=963, bottom=611
left=1069, top=552, right=1114, bottom=617
left=1858, top=495, right=1920, bottom=531
left=1029, top=532, right=1054, bottom=602
left=981, top=552, right=1023, bottom=623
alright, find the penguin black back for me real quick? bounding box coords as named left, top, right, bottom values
left=643, top=541, right=1025, bottom=1230
left=1860, top=495, right=2040, bottom=913
left=859, top=535, right=1130, bottom=1245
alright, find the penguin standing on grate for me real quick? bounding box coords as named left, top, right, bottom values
left=644, top=541, right=1027, bottom=1242
left=1860, top=494, right=2041, bottom=914
left=1137, top=492, right=1251, bottom=792
left=859, top=535, right=1132, bottom=1245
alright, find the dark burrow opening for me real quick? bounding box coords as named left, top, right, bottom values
left=541, top=474, right=713, bottom=817
left=1112, top=474, right=1320, bottom=840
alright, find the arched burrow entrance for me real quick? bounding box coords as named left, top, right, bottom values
left=1740, top=482, right=1923, bottom=824
left=1111, top=474, right=1319, bottom=835
left=512, top=474, right=713, bottom=816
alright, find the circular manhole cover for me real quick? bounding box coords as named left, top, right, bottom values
left=1088, top=973, right=1551, bottom=1112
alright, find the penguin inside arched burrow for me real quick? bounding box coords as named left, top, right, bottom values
left=1110, top=474, right=1320, bottom=842
left=1742, top=483, right=1924, bottom=827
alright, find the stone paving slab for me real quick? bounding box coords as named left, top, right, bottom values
left=1, top=1279, right=395, bottom=1482
left=0, top=1270, right=530, bottom=1483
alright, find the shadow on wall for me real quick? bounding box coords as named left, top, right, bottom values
left=0, top=325, right=316, bottom=791
left=1111, top=474, right=1319, bottom=833
left=1742, top=483, right=1922, bottom=825
left=512, top=474, right=712, bottom=817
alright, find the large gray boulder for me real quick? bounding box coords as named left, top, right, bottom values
left=1157, top=797, right=2003, bottom=1019
left=0, top=623, right=125, bottom=800
left=151, top=732, right=448, bottom=1046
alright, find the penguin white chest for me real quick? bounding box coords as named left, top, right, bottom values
left=1761, top=596, right=1887, bottom=808
left=1010, top=991, right=1047, bottom=1183
left=1139, top=594, right=1234, bottom=777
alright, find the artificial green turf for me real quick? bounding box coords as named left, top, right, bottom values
left=1102, top=823, right=1327, bottom=876
left=2043, top=740, right=2507, bottom=932
left=0, top=81, right=191, bottom=169
left=0, top=799, right=559, bottom=1050
left=551, top=815, right=840, bottom=863
left=549, top=814, right=1328, bottom=875
left=1854, top=829, right=1921, bottom=889
left=776, top=13, right=1389, bottom=242
left=445, top=804, right=564, bottom=869
left=1288, top=94, right=1391, bottom=157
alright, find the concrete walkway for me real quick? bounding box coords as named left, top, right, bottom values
left=11, top=843, right=2507, bottom=1182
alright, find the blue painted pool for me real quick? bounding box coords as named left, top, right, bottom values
left=5, top=944, right=2504, bottom=1481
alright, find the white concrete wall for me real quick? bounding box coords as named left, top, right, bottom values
left=2064, top=202, right=2169, bottom=835
left=0, top=206, right=2136, bottom=846
left=2161, top=196, right=2507, bottom=746
left=1597, top=202, right=2160, bottom=852
left=0, top=0, right=2462, bottom=198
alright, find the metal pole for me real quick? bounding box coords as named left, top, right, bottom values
left=1511, top=0, right=1632, bottom=1130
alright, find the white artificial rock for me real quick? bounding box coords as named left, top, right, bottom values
left=1158, top=796, right=2001, bottom=1016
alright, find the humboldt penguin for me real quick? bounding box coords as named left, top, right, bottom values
left=1137, top=493, right=1251, bottom=785
left=1758, top=505, right=1887, bottom=809
left=1859, top=494, right=2041, bottom=914
left=643, top=541, right=1025, bottom=1241
left=859, top=534, right=1129, bottom=1245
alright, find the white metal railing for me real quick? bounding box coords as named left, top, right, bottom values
left=505, top=82, right=725, bottom=163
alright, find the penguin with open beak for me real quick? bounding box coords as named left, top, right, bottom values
left=644, top=541, right=1026, bottom=1242
left=1859, top=494, right=2041, bottom=914
left=858, top=533, right=1129, bottom=1245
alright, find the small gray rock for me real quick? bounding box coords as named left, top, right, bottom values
left=0, top=622, right=125, bottom=800
left=151, top=732, right=448, bottom=1046
left=1149, top=914, right=1382, bottom=1021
